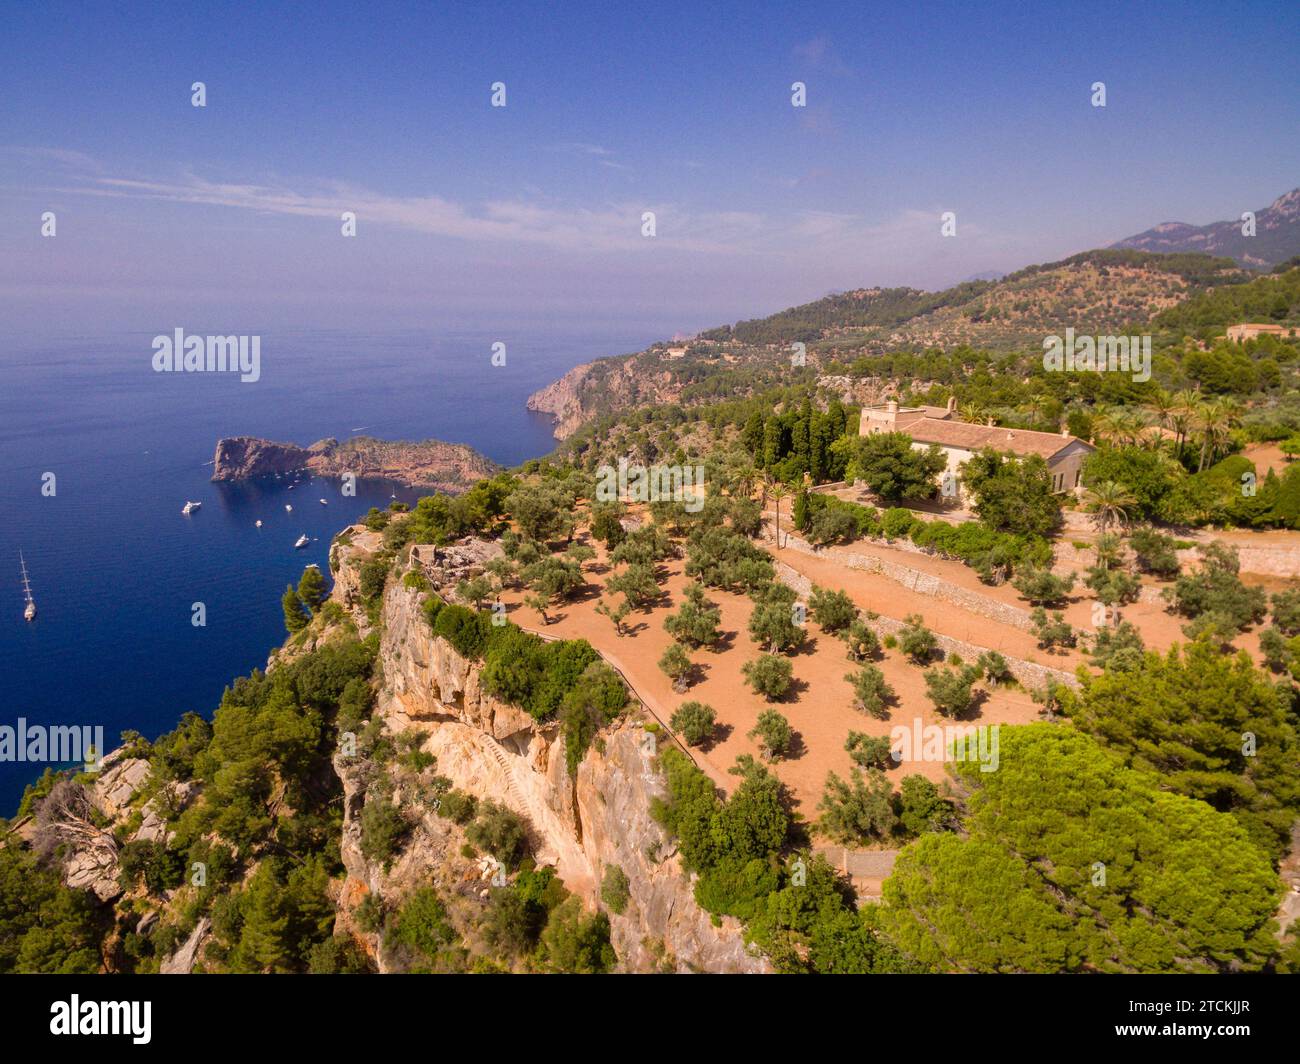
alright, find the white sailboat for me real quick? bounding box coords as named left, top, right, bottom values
left=20, top=552, right=36, bottom=622
left=285, top=504, right=293, bottom=512
left=255, top=519, right=263, bottom=528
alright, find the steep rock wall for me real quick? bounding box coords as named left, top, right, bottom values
left=341, top=576, right=767, bottom=973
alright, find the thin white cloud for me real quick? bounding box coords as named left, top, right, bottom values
left=4, top=145, right=106, bottom=173
left=21, top=148, right=1012, bottom=286
left=555, top=142, right=615, bottom=157
left=792, top=36, right=854, bottom=77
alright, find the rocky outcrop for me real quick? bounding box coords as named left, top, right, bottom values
left=160, top=917, right=211, bottom=974
left=816, top=375, right=911, bottom=408
left=526, top=361, right=599, bottom=440
left=91, top=755, right=152, bottom=819
left=327, top=526, right=385, bottom=616
left=50, top=753, right=150, bottom=902
left=209, top=435, right=327, bottom=480
left=339, top=559, right=767, bottom=973
left=526, top=354, right=685, bottom=441
left=212, top=434, right=498, bottom=492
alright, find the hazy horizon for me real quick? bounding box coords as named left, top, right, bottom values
left=2, top=0, right=1299, bottom=341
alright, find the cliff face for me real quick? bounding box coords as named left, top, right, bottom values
left=212, top=435, right=498, bottom=492
left=526, top=356, right=685, bottom=441
left=336, top=558, right=766, bottom=973
left=211, top=435, right=326, bottom=480
left=525, top=361, right=598, bottom=440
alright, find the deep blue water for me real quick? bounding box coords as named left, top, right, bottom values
left=0, top=327, right=655, bottom=811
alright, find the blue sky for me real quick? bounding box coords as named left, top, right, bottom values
left=2, top=0, right=1297, bottom=337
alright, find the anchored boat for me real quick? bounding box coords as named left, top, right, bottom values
left=20, top=552, right=36, bottom=621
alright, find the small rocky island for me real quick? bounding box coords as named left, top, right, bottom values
left=212, top=435, right=498, bottom=492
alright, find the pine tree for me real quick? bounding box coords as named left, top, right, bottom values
left=297, top=565, right=327, bottom=613
left=236, top=864, right=293, bottom=973
left=282, top=585, right=309, bottom=632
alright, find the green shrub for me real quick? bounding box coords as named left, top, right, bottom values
left=845, top=731, right=895, bottom=769
left=466, top=800, right=529, bottom=868
left=600, top=864, right=631, bottom=915
left=670, top=702, right=717, bottom=746
left=898, top=614, right=938, bottom=664
left=437, top=789, right=477, bottom=824
left=748, top=710, right=793, bottom=760
left=432, top=604, right=492, bottom=658
left=742, top=654, right=793, bottom=700
left=360, top=792, right=409, bottom=867
left=882, top=507, right=921, bottom=540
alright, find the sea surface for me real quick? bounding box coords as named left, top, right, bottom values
left=0, top=326, right=656, bottom=812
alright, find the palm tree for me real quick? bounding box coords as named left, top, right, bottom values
left=1194, top=398, right=1241, bottom=472
left=769, top=481, right=789, bottom=549
left=1093, top=533, right=1124, bottom=571
left=722, top=455, right=759, bottom=500
left=957, top=399, right=989, bottom=426
left=1024, top=392, right=1046, bottom=426
left=1131, top=409, right=1156, bottom=448
left=1112, top=408, right=1137, bottom=447
left=1171, top=388, right=1201, bottom=463
left=1145, top=388, right=1174, bottom=434
left=1090, top=407, right=1121, bottom=448
left=1084, top=481, right=1138, bottom=534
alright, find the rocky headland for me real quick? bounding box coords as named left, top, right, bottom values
left=211, top=435, right=498, bottom=492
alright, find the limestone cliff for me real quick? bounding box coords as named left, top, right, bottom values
left=212, top=434, right=498, bottom=492
left=335, top=553, right=767, bottom=973
left=525, top=361, right=598, bottom=440
left=526, top=354, right=685, bottom=441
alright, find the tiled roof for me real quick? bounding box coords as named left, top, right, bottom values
left=905, top=418, right=1093, bottom=460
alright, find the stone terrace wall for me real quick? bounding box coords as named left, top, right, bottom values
left=775, top=561, right=1079, bottom=691
left=776, top=528, right=1038, bottom=633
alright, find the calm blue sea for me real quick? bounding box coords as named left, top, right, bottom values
left=0, top=327, right=655, bottom=812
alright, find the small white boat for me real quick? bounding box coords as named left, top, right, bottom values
left=20, top=553, right=36, bottom=622
left=255, top=519, right=263, bottom=528
left=319, top=498, right=328, bottom=505
left=294, top=534, right=310, bottom=549
left=181, top=500, right=201, bottom=515
left=285, top=504, right=293, bottom=512
left=288, top=484, right=294, bottom=490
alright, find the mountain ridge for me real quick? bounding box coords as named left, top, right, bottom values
left=1111, top=187, right=1300, bottom=268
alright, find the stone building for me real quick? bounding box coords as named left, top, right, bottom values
left=858, top=399, right=1095, bottom=498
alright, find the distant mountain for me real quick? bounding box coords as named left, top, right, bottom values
left=527, top=249, right=1251, bottom=438
left=711, top=249, right=1243, bottom=351
left=1111, top=188, right=1300, bottom=269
